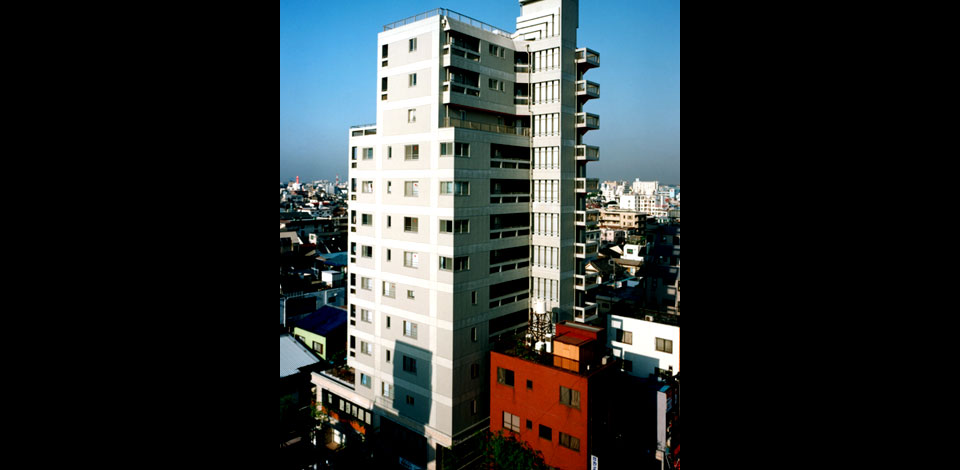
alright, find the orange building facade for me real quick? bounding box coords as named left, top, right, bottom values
left=490, top=322, right=619, bottom=470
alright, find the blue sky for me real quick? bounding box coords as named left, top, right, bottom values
left=280, top=0, right=680, bottom=185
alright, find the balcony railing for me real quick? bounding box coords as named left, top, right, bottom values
left=576, top=112, right=600, bottom=130
left=576, top=80, right=600, bottom=99
left=443, top=117, right=530, bottom=137
left=576, top=145, right=600, bottom=162
left=514, top=96, right=530, bottom=105
left=576, top=178, right=599, bottom=193
left=575, top=48, right=600, bottom=69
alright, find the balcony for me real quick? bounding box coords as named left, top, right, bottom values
left=576, top=48, right=600, bottom=71
left=576, top=80, right=600, bottom=101
left=576, top=144, right=600, bottom=162
left=574, top=273, right=600, bottom=291
left=514, top=95, right=530, bottom=106
left=575, top=178, right=599, bottom=194
left=442, top=117, right=530, bottom=137
left=575, top=209, right=599, bottom=228
left=573, top=302, right=599, bottom=322
left=574, top=240, right=599, bottom=259
left=576, top=112, right=599, bottom=131
left=515, top=63, right=530, bottom=74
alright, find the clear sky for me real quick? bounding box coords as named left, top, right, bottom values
left=280, top=0, right=680, bottom=185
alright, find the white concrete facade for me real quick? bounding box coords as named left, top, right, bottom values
left=344, top=1, right=597, bottom=465
left=607, top=314, right=680, bottom=379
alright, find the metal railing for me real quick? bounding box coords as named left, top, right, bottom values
left=384, top=8, right=514, bottom=39
left=350, top=123, right=376, bottom=129
left=443, top=117, right=530, bottom=137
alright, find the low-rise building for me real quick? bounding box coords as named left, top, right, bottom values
left=490, top=322, right=625, bottom=470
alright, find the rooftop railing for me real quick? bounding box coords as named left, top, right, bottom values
left=384, top=8, right=514, bottom=39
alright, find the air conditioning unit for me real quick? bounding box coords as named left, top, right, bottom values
left=645, top=315, right=655, bottom=322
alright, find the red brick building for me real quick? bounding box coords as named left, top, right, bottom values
left=490, top=322, right=620, bottom=470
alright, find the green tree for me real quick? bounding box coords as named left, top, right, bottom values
left=482, top=430, right=549, bottom=470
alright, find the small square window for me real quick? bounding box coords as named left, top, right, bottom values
left=526, top=380, right=533, bottom=390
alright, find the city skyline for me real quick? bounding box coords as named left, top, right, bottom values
left=280, top=0, right=680, bottom=185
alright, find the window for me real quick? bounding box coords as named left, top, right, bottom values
left=352, top=147, right=357, bottom=160
left=382, top=382, right=393, bottom=398
left=471, top=363, right=480, bottom=379
left=440, top=181, right=470, bottom=195
left=503, top=411, right=521, bottom=433
left=406, top=395, right=415, bottom=406
left=403, top=355, right=418, bottom=374
left=382, top=77, right=388, bottom=92
left=407, top=109, right=416, bottom=123
left=387, top=181, right=392, bottom=193
left=622, top=360, right=633, bottom=373
left=403, top=321, right=418, bottom=339
left=559, top=433, right=581, bottom=452
left=361, top=341, right=372, bottom=356
left=361, top=309, right=372, bottom=323
left=616, top=329, right=633, bottom=345
left=387, top=216, right=392, bottom=227
left=656, top=338, right=674, bottom=354
left=472, top=291, right=478, bottom=305
left=382, top=44, right=388, bottom=58
left=405, top=144, right=419, bottom=160
left=439, top=256, right=452, bottom=271
left=350, top=242, right=357, bottom=255
left=383, top=282, right=396, bottom=298
left=404, top=251, right=419, bottom=268
left=471, top=327, right=478, bottom=342
left=489, top=44, right=504, bottom=57
left=526, top=380, right=533, bottom=390
left=440, top=220, right=453, bottom=233
left=361, top=277, right=372, bottom=290
left=407, top=290, right=415, bottom=300
left=386, top=316, right=391, bottom=329
left=409, top=37, right=417, bottom=51
left=361, top=214, right=373, bottom=226
left=526, top=420, right=533, bottom=430
left=361, top=374, right=371, bottom=388
left=362, top=181, right=373, bottom=193
left=386, top=349, right=391, bottom=363
left=454, top=256, right=470, bottom=271
left=539, top=425, right=552, bottom=441
left=405, top=181, right=419, bottom=197
left=362, top=245, right=373, bottom=257
left=363, top=148, right=373, bottom=160
left=409, top=73, right=417, bottom=87
left=560, top=386, right=581, bottom=410
left=404, top=217, right=419, bottom=233
left=441, top=142, right=470, bottom=157
left=386, top=249, right=392, bottom=261
left=488, top=78, right=504, bottom=92
left=497, top=367, right=515, bottom=387
left=472, top=400, right=478, bottom=416
left=313, top=342, right=324, bottom=355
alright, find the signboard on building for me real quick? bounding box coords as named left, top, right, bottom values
left=592, top=455, right=599, bottom=470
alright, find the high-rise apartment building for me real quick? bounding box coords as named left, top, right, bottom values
left=345, top=1, right=598, bottom=467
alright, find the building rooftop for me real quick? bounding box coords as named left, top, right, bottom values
left=280, top=334, right=320, bottom=379
left=292, top=306, right=347, bottom=337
